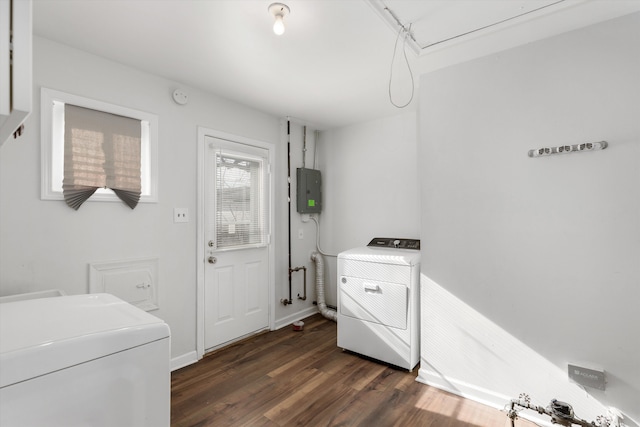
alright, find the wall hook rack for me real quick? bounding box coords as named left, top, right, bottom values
left=528, top=141, right=608, bottom=158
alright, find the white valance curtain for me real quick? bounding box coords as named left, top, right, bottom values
left=63, top=104, right=142, bottom=210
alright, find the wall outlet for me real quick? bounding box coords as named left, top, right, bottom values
left=174, top=208, right=189, bottom=223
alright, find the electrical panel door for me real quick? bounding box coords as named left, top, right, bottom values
left=296, top=168, right=322, bottom=213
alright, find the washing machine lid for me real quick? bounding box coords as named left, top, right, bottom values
left=0, top=293, right=169, bottom=388
left=338, top=246, right=420, bottom=266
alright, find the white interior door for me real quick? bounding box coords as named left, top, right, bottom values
left=204, top=136, right=270, bottom=351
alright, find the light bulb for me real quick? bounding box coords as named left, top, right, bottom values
left=268, top=3, right=289, bottom=36
left=273, top=14, right=285, bottom=35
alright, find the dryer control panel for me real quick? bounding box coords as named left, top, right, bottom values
left=367, top=237, right=420, bottom=250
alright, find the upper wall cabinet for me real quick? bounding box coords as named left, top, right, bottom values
left=0, top=0, right=32, bottom=148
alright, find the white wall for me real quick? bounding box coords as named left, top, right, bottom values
left=318, top=112, right=420, bottom=306
left=0, top=37, right=290, bottom=363
left=418, top=12, right=640, bottom=425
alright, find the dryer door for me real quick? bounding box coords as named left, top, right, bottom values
left=339, top=276, right=408, bottom=329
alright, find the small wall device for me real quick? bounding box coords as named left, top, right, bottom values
left=296, top=168, right=322, bottom=213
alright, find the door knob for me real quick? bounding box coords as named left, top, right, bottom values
left=208, top=256, right=217, bottom=264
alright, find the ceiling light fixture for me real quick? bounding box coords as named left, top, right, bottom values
left=268, top=3, right=290, bottom=35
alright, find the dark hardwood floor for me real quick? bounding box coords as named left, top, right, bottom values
left=171, top=314, right=534, bottom=427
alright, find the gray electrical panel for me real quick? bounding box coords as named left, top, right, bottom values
left=296, top=168, right=322, bottom=213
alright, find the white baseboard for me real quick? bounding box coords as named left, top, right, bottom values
left=416, top=366, right=553, bottom=427
left=274, top=306, right=319, bottom=330
left=171, top=350, right=199, bottom=372
left=171, top=307, right=320, bottom=371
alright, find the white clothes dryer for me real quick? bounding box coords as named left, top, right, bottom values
left=337, top=237, right=420, bottom=370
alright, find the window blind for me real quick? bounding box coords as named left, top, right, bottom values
left=214, top=152, right=266, bottom=249
left=63, top=104, right=142, bottom=210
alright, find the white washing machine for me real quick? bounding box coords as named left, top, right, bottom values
left=337, top=237, right=420, bottom=370
left=0, top=293, right=171, bottom=427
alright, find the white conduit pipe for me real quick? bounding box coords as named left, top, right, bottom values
left=310, top=251, right=337, bottom=322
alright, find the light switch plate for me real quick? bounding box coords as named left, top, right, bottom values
left=174, top=208, right=189, bottom=223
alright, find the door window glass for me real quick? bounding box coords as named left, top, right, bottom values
left=215, top=152, right=265, bottom=249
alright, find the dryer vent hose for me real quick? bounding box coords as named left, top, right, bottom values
left=311, top=252, right=337, bottom=322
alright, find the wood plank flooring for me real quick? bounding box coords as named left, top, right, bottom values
left=171, top=314, right=534, bottom=427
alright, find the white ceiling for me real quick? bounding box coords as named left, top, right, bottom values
left=32, top=0, right=640, bottom=129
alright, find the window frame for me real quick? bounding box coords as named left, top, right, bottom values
left=40, top=87, right=159, bottom=203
